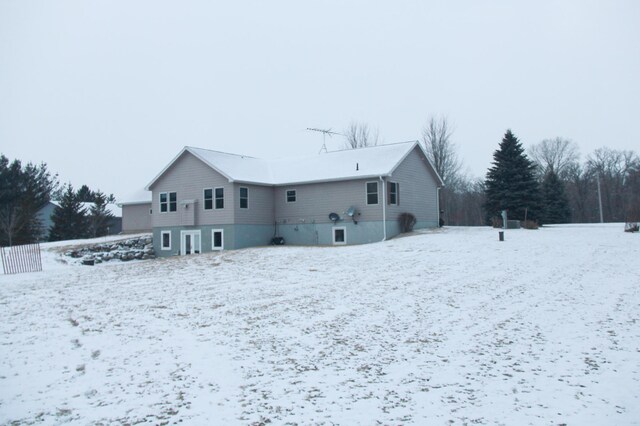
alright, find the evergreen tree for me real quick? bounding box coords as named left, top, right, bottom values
left=0, top=155, right=57, bottom=246
left=484, top=130, right=541, bottom=223
left=540, top=169, right=571, bottom=224
left=76, top=184, right=96, bottom=202
left=49, top=185, right=89, bottom=241
left=88, top=191, right=114, bottom=237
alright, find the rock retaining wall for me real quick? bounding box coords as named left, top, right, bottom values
left=65, top=236, right=155, bottom=264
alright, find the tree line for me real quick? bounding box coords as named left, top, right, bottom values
left=0, top=154, right=116, bottom=246
left=344, top=119, right=640, bottom=226
left=3, top=123, right=638, bottom=246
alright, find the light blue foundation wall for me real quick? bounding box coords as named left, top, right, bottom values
left=414, top=220, right=438, bottom=230
left=276, top=221, right=386, bottom=246
left=153, top=219, right=438, bottom=256
left=153, top=224, right=274, bottom=256
left=233, top=224, right=277, bottom=249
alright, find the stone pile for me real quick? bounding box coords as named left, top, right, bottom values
left=65, top=236, right=155, bottom=265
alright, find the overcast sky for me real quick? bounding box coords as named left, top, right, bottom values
left=1, top=1, right=638, bottom=200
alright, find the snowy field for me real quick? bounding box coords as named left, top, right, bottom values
left=1, top=224, right=639, bottom=425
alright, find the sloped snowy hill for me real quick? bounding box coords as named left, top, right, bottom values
left=1, top=224, right=639, bottom=424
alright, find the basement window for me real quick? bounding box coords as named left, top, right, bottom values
left=212, top=229, right=224, bottom=250
left=333, top=227, right=346, bottom=245
left=161, top=231, right=171, bottom=250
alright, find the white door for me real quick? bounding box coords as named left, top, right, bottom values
left=180, top=230, right=201, bottom=255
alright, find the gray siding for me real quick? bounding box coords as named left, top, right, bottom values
left=233, top=183, right=275, bottom=225
left=273, top=178, right=384, bottom=226
left=122, top=203, right=152, bottom=233
left=270, top=147, right=440, bottom=231
left=150, top=151, right=234, bottom=227
left=387, top=146, right=439, bottom=225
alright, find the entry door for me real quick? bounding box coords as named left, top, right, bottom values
left=180, top=230, right=201, bottom=255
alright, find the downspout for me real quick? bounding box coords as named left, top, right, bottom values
left=436, top=186, right=441, bottom=226
left=380, top=176, right=387, bottom=241
left=272, top=185, right=277, bottom=238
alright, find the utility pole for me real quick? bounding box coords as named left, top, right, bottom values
left=597, top=175, right=604, bottom=223
left=306, top=128, right=343, bottom=154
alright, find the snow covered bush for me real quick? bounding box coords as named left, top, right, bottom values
left=398, top=212, right=416, bottom=233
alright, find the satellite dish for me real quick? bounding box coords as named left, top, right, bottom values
left=329, top=212, right=340, bottom=223
left=346, top=206, right=359, bottom=225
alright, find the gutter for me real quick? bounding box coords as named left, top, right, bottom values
left=380, top=176, right=387, bottom=241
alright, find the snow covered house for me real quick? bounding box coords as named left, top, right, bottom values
left=145, top=141, right=444, bottom=256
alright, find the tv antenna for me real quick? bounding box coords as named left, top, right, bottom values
left=307, top=128, right=343, bottom=153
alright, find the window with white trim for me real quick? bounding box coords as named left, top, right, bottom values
left=240, top=187, right=248, bottom=209
left=286, top=189, right=296, bottom=203
left=204, top=188, right=213, bottom=210
left=366, top=182, right=378, bottom=205
left=333, top=227, right=346, bottom=245
left=161, top=231, right=171, bottom=250
left=212, top=229, right=224, bottom=250
left=215, top=187, right=224, bottom=209
left=160, top=192, right=177, bottom=213
left=388, top=182, right=399, bottom=205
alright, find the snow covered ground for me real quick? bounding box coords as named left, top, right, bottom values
left=1, top=224, right=639, bottom=425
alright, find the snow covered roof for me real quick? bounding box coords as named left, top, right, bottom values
left=117, top=189, right=152, bottom=206
left=146, top=141, right=443, bottom=188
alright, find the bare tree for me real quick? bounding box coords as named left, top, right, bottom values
left=421, top=116, right=461, bottom=186
left=564, top=162, right=596, bottom=223
left=586, top=147, right=639, bottom=222
left=343, top=121, right=379, bottom=149
left=420, top=116, right=465, bottom=225
left=528, top=137, right=580, bottom=179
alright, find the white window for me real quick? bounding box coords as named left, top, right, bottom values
left=160, top=191, right=177, bottom=213
left=204, top=188, right=213, bottom=210
left=333, top=227, right=346, bottom=245
left=212, top=229, right=224, bottom=250
left=388, top=182, right=399, bottom=205
left=286, top=189, right=296, bottom=203
left=215, top=187, right=224, bottom=209
left=240, top=187, right=248, bottom=209
left=366, top=182, right=378, bottom=205
left=161, top=231, right=172, bottom=250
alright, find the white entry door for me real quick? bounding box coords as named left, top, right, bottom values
left=180, top=230, right=201, bottom=255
